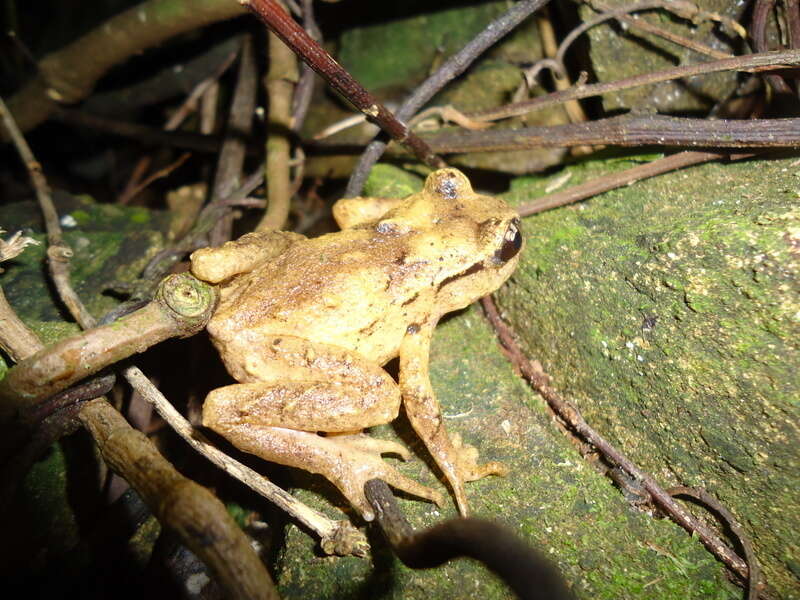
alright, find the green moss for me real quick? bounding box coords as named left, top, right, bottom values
left=363, top=164, right=424, bottom=199
left=0, top=197, right=169, bottom=324
left=338, top=2, right=512, bottom=93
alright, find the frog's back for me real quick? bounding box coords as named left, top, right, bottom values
left=208, top=229, right=417, bottom=364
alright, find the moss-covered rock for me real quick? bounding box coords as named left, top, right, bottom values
left=579, top=0, right=742, bottom=113
left=499, top=154, right=800, bottom=597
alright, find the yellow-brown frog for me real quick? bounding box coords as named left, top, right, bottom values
left=191, top=168, right=522, bottom=520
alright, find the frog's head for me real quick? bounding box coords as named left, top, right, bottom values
left=382, top=169, right=524, bottom=312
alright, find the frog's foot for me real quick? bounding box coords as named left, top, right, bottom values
left=451, top=432, right=508, bottom=482
left=325, top=432, right=412, bottom=461
left=331, top=447, right=444, bottom=519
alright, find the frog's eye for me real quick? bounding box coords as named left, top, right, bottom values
left=493, top=218, right=522, bottom=264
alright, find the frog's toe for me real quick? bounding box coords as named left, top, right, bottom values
left=334, top=454, right=443, bottom=521
left=451, top=432, right=508, bottom=482
left=326, top=433, right=412, bottom=461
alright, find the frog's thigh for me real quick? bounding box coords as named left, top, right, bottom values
left=207, top=336, right=401, bottom=432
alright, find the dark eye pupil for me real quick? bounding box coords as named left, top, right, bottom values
left=495, top=218, right=522, bottom=263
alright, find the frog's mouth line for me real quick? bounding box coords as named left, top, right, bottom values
left=437, top=261, right=485, bottom=291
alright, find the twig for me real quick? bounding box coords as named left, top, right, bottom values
left=125, top=366, right=369, bottom=557
left=751, top=0, right=794, bottom=95
left=119, top=152, right=191, bottom=205
left=420, top=114, right=800, bottom=153
left=534, top=8, right=593, bottom=156
left=345, top=0, right=552, bottom=197
left=466, top=49, right=800, bottom=123
left=480, top=296, right=753, bottom=583
left=787, top=0, right=800, bottom=53
left=290, top=0, right=320, bottom=132
left=210, top=35, right=258, bottom=246
left=0, top=95, right=94, bottom=327
left=79, top=397, right=281, bottom=600
left=84, top=35, right=241, bottom=117
left=517, top=151, right=741, bottom=216
left=55, top=108, right=236, bottom=154
left=364, top=479, right=573, bottom=600
left=118, top=44, right=239, bottom=205
left=240, top=0, right=444, bottom=171
left=256, top=1, right=299, bottom=232
left=667, top=486, right=761, bottom=600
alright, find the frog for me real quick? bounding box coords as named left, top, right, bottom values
left=190, top=168, right=523, bottom=520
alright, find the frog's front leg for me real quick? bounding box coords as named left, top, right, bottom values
left=399, top=320, right=507, bottom=516
left=202, top=335, right=443, bottom=520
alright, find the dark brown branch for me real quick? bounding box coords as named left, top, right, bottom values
left=345, top=0, right=552, bottom=197
left=467, top=49, right=800, bottom=123
left=667, top=486, right=762, bottom=600
left=751, top=0, right=794, bottom=95
left=55, top=108, right=236, bottom=154
left=480, top=296, right=753, bottom=584
left=517, top=151, right=743, bottom=216
left=210, top=35, right=258, bottom=245
left=422, top=115, right=800, bottom=153
left=240, top=0, right=444, bottom=170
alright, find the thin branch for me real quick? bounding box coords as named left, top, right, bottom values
left=467, top=49, right=800, bottom=122
left=125, top=366, right=369, bottom=557
left=0, top=95, right=94, bottom=326
left=346, top=0, right=552, bottom=197
left=55, top=108, right=234, bottom=154
left=667, top=486, right=762, bottom=600
left=240, top=0, right=444, bottom=171
left=290, top=0, right=321, bottom=132
left=751, top=0, right=794, bottom=94
left=210, top=35, right=258, bottom=245
left=517, top=151, right=741, bottom=216
left=480, top=296, right=753, bottom=584
left=420, top=114, right=800, bottom=153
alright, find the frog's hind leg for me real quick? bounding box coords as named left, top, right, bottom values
left=203, top=416, right=442, bottom=519
left=203, top=335, right=443, bottom=518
